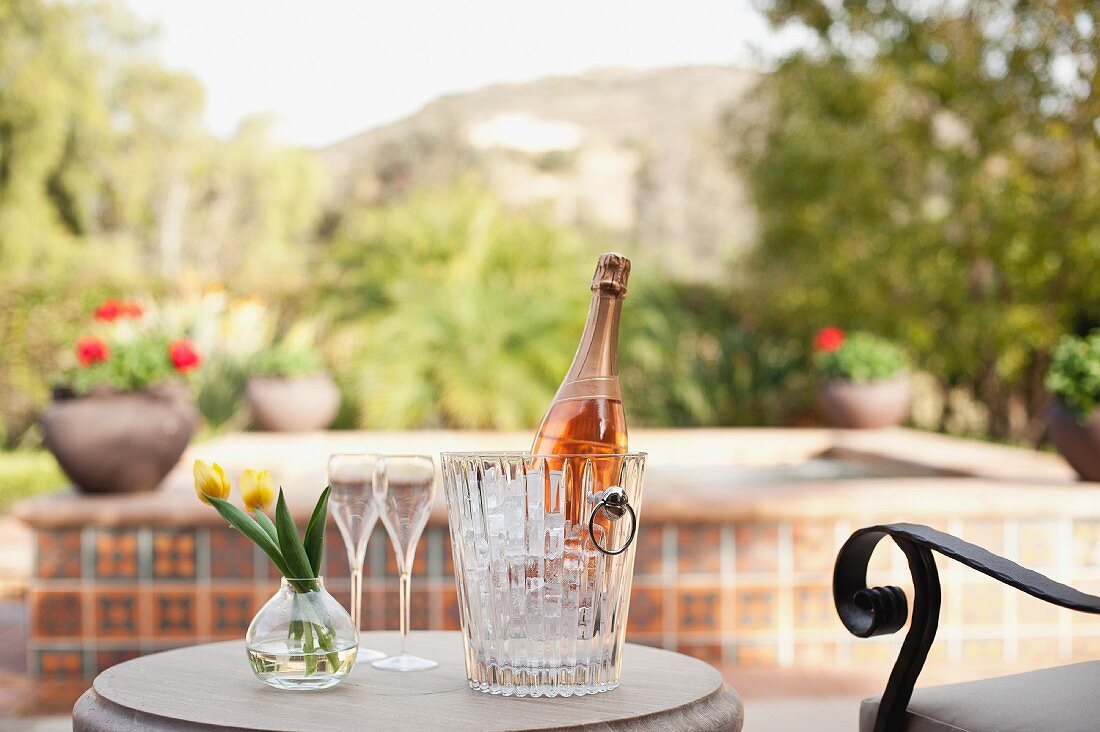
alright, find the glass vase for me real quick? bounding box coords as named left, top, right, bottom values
left=245, top=577, right=358, bottom=690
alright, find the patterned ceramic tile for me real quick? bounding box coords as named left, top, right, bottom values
left=377, top=588, right=431, bottom=630
left=439, top=587, right=462, bottom=631
left=794, top=642, right=838, bottom=665
left=792, top=522, right=835, bottom=573
left=851, top=639, right=902, bottom=663
left=441, top=532, right=456, bottom=579
left=265, top=557, right=284, bottom=581
left=1018, top=520, right=1059, bottom=568
left=152, top=531, right=196, bottom=580
left=733, top=588, right=777, bottom=632
left=362, top=589, right=392, bottom=631
left=625, top=632, right=663, bottom=647
left=733, top=642, right=778, bottom=665
left=959, top=520, right=1003, bottom=555
left=94, top=529, right=138, bottom=581
left=324, top=531, right=351, bottom=580
left=95, top=649, right=141, bottom=674
left=210, top=589, right=255, bottom=637
left=152, top=591, right=197, bottom=637
left=634, top=522, right=665, bottom=578
left=32, top=591, right=83, bottom=637
left=792, top=585, right=835, bottom=630
left=36, top=529, right=82, bottom=579
left=677, top=644, right=723, bottom=665
left=1074, top=520, right=1100, bottom=567
left=37, top=650, right=84, bottom=679
left=1016, top=637, right=1063, bottom=666
left=383, top=544, right=429, bottom=578
left=677, top=524, right=721, bottom=575
left=677, top=588, right=720, bottom=631
left=961, top=581, right=1003, bottom=625
left=1018, top=592, right=1061, bottom=625
left=925, top=641, right=949, bottom=665
left=627, top=586, right=664, bottom=633
left=209, top=529, right=254, bottom=580
left=961, top=639, right=1003, bottom=663
left=736, top=523, right=778, bottom=573
left=1070, top=635, right=1100, bottom=659
left=866, top=532, right=895, bottom=572
left=94, top=591, right=138, bottom=638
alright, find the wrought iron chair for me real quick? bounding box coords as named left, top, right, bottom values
left=834, top=523, right=1100, bottom=732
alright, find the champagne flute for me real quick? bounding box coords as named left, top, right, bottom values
left=371, top=454, right=439, bottom=671
left=327, top=453, right=386, bottom=662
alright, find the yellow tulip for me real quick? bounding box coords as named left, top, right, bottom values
left=240, top=468, right=275, bottom=512
left=193, top=460, right=231, bottom=504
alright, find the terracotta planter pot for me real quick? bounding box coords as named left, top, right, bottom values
left=1047, top=400, right=1100, bottom=482
left=819, top=375, right=910, bottom=429
left=40, top=384, right=199, bottom=494
left=246, top=373, right=340, bottom=432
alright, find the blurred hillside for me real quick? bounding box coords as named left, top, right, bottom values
left=317, top=67, right=758, bottom=281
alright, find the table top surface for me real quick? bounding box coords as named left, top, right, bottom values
left=76, top=631, right=742, bottom=731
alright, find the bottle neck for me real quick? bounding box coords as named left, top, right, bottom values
left=554, top=290, right=623, bottom=402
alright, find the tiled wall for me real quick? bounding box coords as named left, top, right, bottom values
left=27, top=517, right=1100, bottom=679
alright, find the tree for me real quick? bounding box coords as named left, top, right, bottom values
left=738, top=0, right=1100, bottom=442
left=321, top=184, right=595, bottom=429
left=0, top=0, right=325, bottom=445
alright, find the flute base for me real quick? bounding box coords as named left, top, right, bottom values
left=371, top=651, right=439, bottom=672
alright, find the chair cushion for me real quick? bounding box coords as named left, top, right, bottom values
left=860, top=660, right=1100, bottom=731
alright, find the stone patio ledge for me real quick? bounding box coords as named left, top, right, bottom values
left=12, top=428, right=1092, bottom=530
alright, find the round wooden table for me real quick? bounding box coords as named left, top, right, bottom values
left=73, top=631, right=743, bottom=731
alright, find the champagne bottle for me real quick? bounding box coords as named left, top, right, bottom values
left=532, top=253, right=630, bottom=527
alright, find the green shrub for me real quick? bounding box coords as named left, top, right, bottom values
left=1046, top=331, right=1100, bottom=421
left=250, top=345, right=325, bottom=378
left=0, top=451, right=64, bottom=512
left=321, top=184, right=592, bottom=429
left=621, top=280, right=812, bottom=427
left=814, top=331, right=908, bottom=383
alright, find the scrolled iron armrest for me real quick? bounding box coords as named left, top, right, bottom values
left=833, top=523, right=1100, bottom=732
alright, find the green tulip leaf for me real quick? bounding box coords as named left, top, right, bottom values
left=303, top=485, right=330, bottom=577
left=252, top=509, right=279, bottom=545
left=275, top=488, right=315, bottom=581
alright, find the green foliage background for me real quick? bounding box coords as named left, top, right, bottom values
left=736, top=0, right=1100, bottom=442
left=1046, top=331, right=1100, bottom=420
left=2, top=0, right=1098, bottom=456
left=814, top=333, right=908, bottom=384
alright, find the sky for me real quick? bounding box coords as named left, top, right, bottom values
left=122, top=0, right=782, bottom=148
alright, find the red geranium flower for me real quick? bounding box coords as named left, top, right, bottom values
left=168, top=339, right=202, bottom=373
left=813, top=326, right=846, bottom=353
left=95, top=299, right=144, bottom=321
left=76, top=336, right=110, bottom=366
left=94, top=299, right=123, bottom=322
left=120, top=300, right=144, bottom=319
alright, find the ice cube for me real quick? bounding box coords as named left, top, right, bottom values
left=526, top=470, right=544, bottom=511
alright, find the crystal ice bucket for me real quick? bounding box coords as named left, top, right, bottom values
left=441, top=452, right=646, bottom=697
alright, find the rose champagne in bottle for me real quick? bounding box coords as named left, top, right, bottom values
left=532, top=253, right=629, bottom=528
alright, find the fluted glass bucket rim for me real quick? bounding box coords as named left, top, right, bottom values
left=441, top=451, right=647, bottom=459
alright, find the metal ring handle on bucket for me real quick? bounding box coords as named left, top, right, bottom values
left=588, top=488, right=638, bottom=556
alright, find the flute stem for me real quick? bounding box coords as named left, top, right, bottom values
left=399, top=570, right=410, bottom=656
left=350, top=563, right=363, bottom=631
